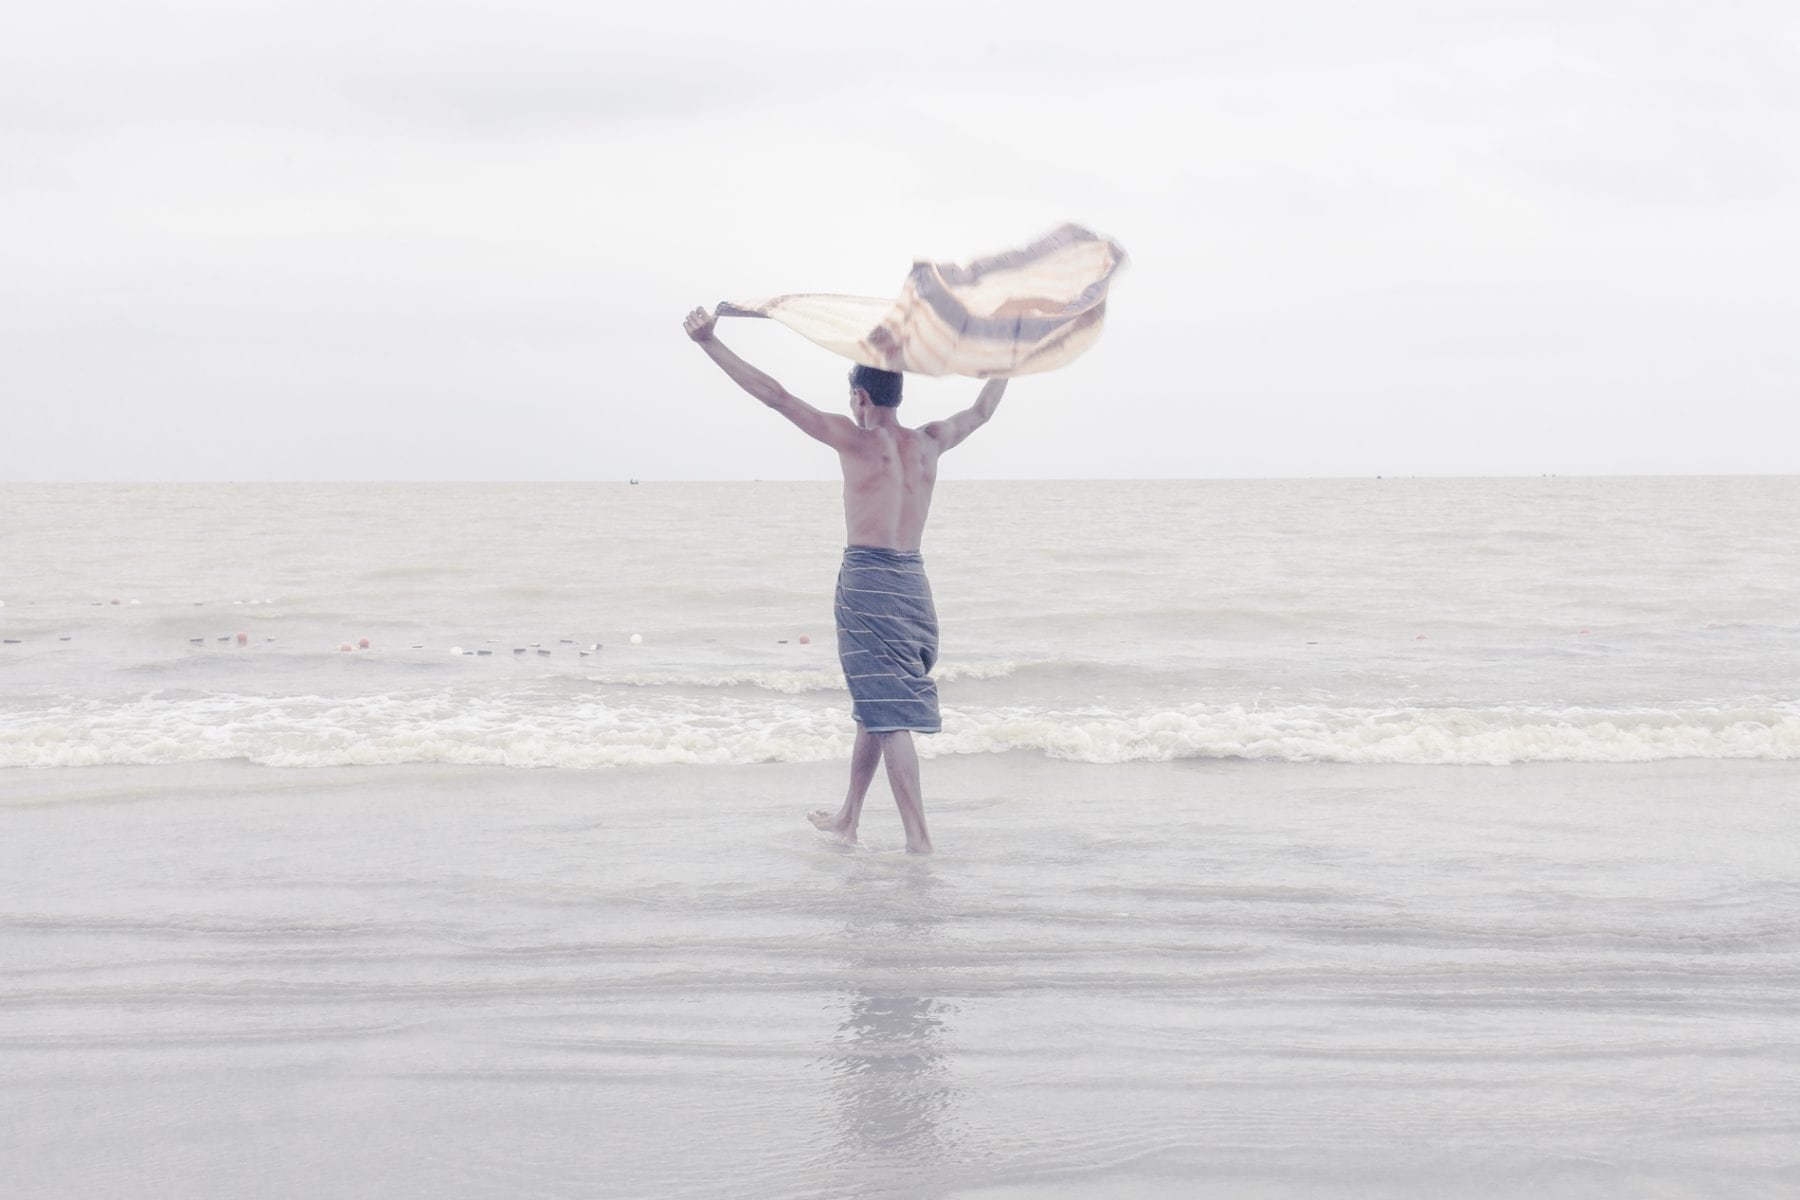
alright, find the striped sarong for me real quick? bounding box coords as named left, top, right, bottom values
left=717, top=223, right=1126, bottom=379
left=835, top=546, right=941, bottom=735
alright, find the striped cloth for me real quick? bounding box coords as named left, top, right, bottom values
left=835, top=546, right=941, bottom=735
left=716, top=223, right=1126, bottom=379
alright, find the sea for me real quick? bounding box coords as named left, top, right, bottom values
left=2, top=477, right=1796, bottom=770
left=3, top=478, right=1797, bottom=1199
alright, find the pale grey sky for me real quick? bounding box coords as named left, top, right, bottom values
left=3, top=0, right=1797, bottom=480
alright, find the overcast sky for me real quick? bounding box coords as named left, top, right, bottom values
left=3, top=0, right=1797, bottom=480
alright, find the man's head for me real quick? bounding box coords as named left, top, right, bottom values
left=848, top=364, right=903, bottom=419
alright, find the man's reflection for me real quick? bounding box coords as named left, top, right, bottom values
left=819, top=862, right=962, bottom=1173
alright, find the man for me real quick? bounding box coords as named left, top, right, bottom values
left=683, top=306, right=1006, bottom=854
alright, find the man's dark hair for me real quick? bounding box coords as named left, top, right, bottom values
left=850, top=364, right=903, bottom=408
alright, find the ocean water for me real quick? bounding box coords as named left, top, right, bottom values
left=2, top=477, right=1796, bottom=770
left=3, top=479, right=1798, bottom=1198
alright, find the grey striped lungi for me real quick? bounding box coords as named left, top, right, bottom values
left=835, top=545, right=941, bottom=734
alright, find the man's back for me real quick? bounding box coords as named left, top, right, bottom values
left=838, top=424, right=940, bottom=552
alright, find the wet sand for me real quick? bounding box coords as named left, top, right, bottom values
left=3, top=756, right=1797, bottom=1198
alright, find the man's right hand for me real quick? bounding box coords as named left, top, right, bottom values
left=683, top=307, right=717, bottom=343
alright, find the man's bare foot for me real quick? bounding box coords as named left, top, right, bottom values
left=905, top=839, right=933, bottom=855
left=808, top=809, right=857, bottom=842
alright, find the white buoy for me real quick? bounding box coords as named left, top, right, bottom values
left=128, top=599, right=140, bottom=606
left=449, top=646, right=463, bottom=656
left=630, top=633, right=643, bottom=645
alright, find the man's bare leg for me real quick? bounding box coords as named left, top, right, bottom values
left=809, top=722, right=882, bottom=843
left=879, top=731, right=933, bottom=854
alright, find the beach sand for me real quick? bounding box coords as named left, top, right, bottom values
left=3, top=756, right=1796, bottom=1198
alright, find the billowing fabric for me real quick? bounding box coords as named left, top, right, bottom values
left=835, top=546, right=941, bottom=734
left=716, top=223, right=1126, bottom=379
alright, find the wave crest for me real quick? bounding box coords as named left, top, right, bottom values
left=3, top=693, right=1796, bottom=770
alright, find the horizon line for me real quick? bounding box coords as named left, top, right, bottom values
left=5, top=471, right=1797, bottom=486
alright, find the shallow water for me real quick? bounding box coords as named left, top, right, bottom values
left=3, top=757, right=1797, bottom=1198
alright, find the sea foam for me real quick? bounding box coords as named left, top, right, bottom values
left=4, top=692, right=1795, bottom=770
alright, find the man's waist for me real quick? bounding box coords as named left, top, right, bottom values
left=843, top=544, right=924, bottom=564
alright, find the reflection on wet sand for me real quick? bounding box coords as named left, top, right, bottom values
left=817, top=861, right=966, bottom=1186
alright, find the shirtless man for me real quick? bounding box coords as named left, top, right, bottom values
left=683, top=306, right=1005, bottom=853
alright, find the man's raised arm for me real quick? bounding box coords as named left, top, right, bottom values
left=925, top=378, right=1008, bottom=452
left=683, top=307, right=856, bottom=448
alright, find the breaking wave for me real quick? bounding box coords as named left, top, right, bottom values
left=3, top=692, right=1796, bottom=770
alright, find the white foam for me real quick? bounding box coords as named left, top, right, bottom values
left=587, top=658, right=1039, bottom=694
left=2, top=693, right=1795, bottom=770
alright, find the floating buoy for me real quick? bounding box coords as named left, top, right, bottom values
left=1579, top=628, right=1591, bottom=636
left=236, top=632, right=248, bottom=645
left=450, top=646, right=463, bottom=656
left=338, top=642, right=352, bottom=652
left=358, top=637, right=370, bottom=649
left=630, top=633, right=643, bottom=645
left=1415, top=634, right=1428, bottom=641
left=798, top=634, right=811, bottom=645
left=128, top=599, right=140, bottom=606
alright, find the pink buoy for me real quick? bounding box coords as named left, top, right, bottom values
left=798, top=634, right=811, bottom=645
left=358, top=637, right=370, bottom=649
left=236, top=632, right=248, bottom=645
